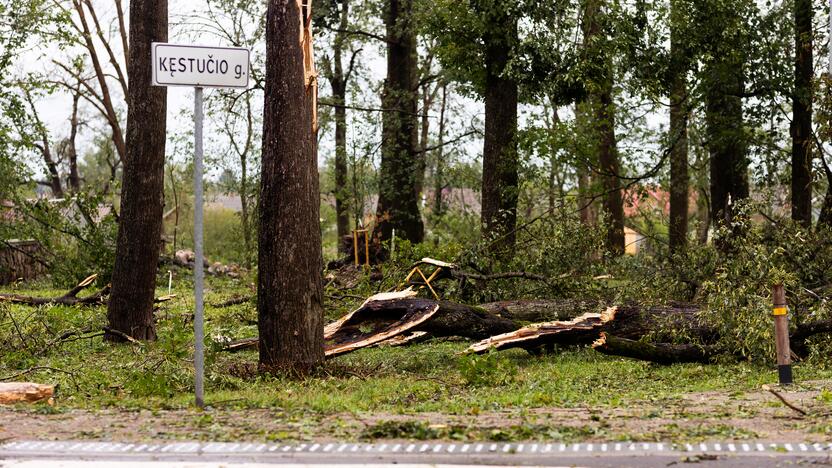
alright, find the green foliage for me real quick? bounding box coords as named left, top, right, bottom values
left=1, top=190, right=118, bottom=286
left=457, top=350, right=516, bottom=387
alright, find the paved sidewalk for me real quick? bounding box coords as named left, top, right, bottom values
left=1, top=440, right=830, bottom=467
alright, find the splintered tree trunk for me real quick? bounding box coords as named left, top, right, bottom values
left=258, top=0, right=324, bottom=373
left=375, top=0, right=424, bottom=244
left=668, top=0, right=689, bottom=253
left=791, top=0, right=813, bottom=227
left=106, top=0, right=167, bottom=342
left=480, top=4, right=518, bottom=255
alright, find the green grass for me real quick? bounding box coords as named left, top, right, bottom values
left=2, top=272, right=832, bottom=442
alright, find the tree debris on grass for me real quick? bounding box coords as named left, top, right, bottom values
left=0, top=382, right=54, bottom=405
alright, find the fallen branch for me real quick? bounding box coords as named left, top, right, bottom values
left=0, top=274, right=109, bottom=306
left=762, top=385, right=808, bottom=416
left=102, top=327, right=143, bottom=345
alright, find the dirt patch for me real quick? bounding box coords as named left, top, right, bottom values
left=0, top=385, right=829, bottom=444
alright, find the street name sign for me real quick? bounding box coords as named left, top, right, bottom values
left=151, top=42, right=251, bottom=408
left=152, top=43, right=250, bottom=88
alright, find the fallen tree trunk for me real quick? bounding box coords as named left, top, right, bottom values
left=466, top=304, right=711, bottom=355
left=0, top=382, right=54, bottom=404
left=479, top=299, right=605, bottom=323
left=592, top=332, right=716, bottom=364
left=225, top=294, right=519, bottom=357
left=0, top=274, right=109, bottom=306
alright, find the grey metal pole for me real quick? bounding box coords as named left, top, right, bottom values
left=193, top=86, right=205, bottom=409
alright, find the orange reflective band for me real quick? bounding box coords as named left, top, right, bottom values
left=773, top=307, right=788, bottom=316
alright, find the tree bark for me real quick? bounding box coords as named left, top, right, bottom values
left=106, top=0, right=167, bottom=342
left=375, top=0, right=424, bottom=244
left=329, top=0, right=351, bottom=253
left=592, top=333, right=715, bottom=364
left=67, top=86, right=81, bottom=192
left=668, top=0, right=689, bottom=253
left=258, top=0, right=325, bottom=373
left=480, top=2, right=519, bottom=255
left=583, top=0, right=623, bottom=255
left=703, top=4, right=748, bottom=231
left=791, top=0, right=813, bottom=227
left=432, top=83, right=448, bottom=217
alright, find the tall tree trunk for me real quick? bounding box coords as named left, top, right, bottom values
left=258, top=0, right=324, bottom=373
left=705, top=67, right=748, bottom=228
left=668, top=0, right=689, bottom=253
left=67, top=86, right=81, bottom=192
left=584, top=0, right=624, bottom=255
left=547, top=104, right=561, bottom=212
left=480, top=2, right=518, bottom=255
left=432, top=83, right=448, bottom=217
left=791, top=0, right=813, bottom=227
left=106, top=0, right=167, bottom=342
left=329, top=0, right=350, bottom=253
left=239, top=94, right=253, bottom=269
left=375, top=0, right=423, bottom=244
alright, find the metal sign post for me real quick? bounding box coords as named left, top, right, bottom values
left=152, top=42, right=249, bottom=409
left=193, top=86, right=205, bottom=407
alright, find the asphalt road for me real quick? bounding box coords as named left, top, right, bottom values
left=1, top=440, right=830, bottom=467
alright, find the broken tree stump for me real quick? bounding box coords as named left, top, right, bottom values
left=0, top=383, right=54, bottom=405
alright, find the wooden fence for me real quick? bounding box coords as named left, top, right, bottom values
left=0, top=240, right=47, bottom=285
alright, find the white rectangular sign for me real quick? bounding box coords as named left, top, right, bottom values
left=152, top=43, right=250, bottom=88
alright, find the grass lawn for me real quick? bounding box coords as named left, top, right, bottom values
left=1, top=273, right=831, bottom=443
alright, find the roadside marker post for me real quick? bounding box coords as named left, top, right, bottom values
left=772, top=284, right=793, bottom=385
left=152, top=42, right=250, bottom=408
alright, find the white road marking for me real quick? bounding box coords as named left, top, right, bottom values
left=799, top=443, right=808, bottom=451
left=727, top=443, right=735, bottom=452
left=309, top=444, right=320, bottom=452
left=785, top=444, right=793, bottom=452
left=392, top=444, right=402, bottom=452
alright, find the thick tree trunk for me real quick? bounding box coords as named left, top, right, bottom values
left=375, top=0, right=424, bottom=244
left=106, top=0, right=167, bottom=342
left=258, top=0, right=325, bottom=373
left=592, top=332, right=715, bottom=364
left=325, top=298, right=518, bottom=357
left=791, top=0, right=813, bottom=227
left=480, top=4, right=519, bottom=255
left=668, top=0, right=689, bottom=253
left=467, top=303, right=711, bottom=354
